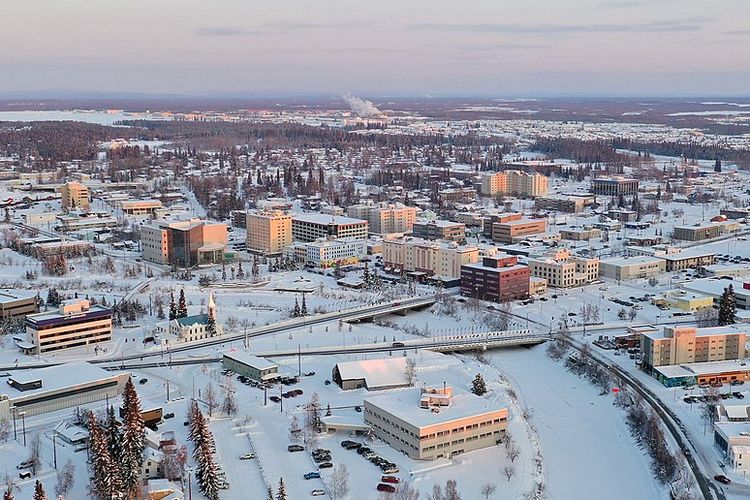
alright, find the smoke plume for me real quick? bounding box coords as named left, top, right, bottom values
left=342, top=93, right=385, bottom=118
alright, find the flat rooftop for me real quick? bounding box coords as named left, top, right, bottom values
left=600, top=255, right=663, bottom=267
left=6, top=361, right=123, bottom=399
left=365, top=388, right=506, bottom=428
left=655, top=359, right=750, bottom=379
left=26, top=304, right=110, bottom=323
left=0, top=290, right=37, bottom=303
left=681, top=278, right=750, bottom=298
left=292, top=214, right=367, bottom=226
left=223, top=351, right=277, bottom=371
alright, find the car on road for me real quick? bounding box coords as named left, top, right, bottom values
left=731, top=380, right=745, bottom=386
left=318, top=462, right=333, bottom=469
left=164, top=413, right=175, bottom=419
left=311, top=490, right=326, bottom=496
left=381, top=475, right=400, bottom=484
left=714, top=475, right=731, bottom=485
left=288, top=445, right=305, bottom=452
left=18, top=471, right=31, bottom=480
left=304, top=472, right=321, bottom=480
left=239, top=453, right=255, bottom=460
left=377, top=483, right=396, bottom=493
left=138, top=378, right=148, bottom=384
left=733, top=392, right=745, bottom=399
left=392, top=342, right=405, bottom=348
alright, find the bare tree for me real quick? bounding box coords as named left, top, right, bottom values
left=54, top=459, right=75, bottom=498
left=426, top=484, right=444, bottom=500
left=220, top=380, right=238, bottom=416
left=503, top=464, right=516, bottom=482
left=331, top=464, right=350, bottom=499
left=695, top=306, right=718, bottom=328
left=579, top=303, right=600, bottom=335
left=405, top=358, right=417, bottom=386
left=507, top=443, right=520, bottom=463
left=444, top=479, right=461, bottom=500
left=203, top=382, right=219, bottom=417
left=498, top=302, right=512, bottom=331
left=480, top=482, right=497, bottom=499
left=628, top=307, right=637, bottom=322
left=0, top=419, right=9, bottom=442
left=394, top=479, right=420, bottom=500
left=28, top=433, right=42, bottom=475
left=288, top=415, right=302, bottom=443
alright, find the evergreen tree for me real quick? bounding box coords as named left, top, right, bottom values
left=471, top=373, right=487, bottom=396
left=276, top=478, right=287, bottom=500
left=301, top=294, right=307, bottom=316
left=363, top=262, right=371, bottom=288
left=32, top=481, right=47, bottom=500
left=87, top=412, right=122, bottom=499
left=169, top=292, right=177, bottom=320
left=119, top=378, right=146, bottom=498
left=191, top=405, right=219, bottom=500
left=104, top=405, right=121, bottom=463
left=266, top=486, right=274, bottom=500
left=178, top=289, right=188, bottom=318
left=292, top=298, right=300, bottom=318
left=719, top=285, right=737, bottom=326
left=237, top=260, right=245, bottom=279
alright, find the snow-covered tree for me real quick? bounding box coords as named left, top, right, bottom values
left=276, top=478, right=287, bottom=500
left=405, top=358, right=417, bottom=386
left=54, top=459, right=75, bottom=499
left=87, top=412, right=122, bottom=499
left=444, top=479, right=462, bottom=500
left=288, top=415, right=302, bottom=443
left=331, top=464, right=349, bottom=499
left=119, top=378, right=146, bottom=498
left=32, top=481, right=47, bottom=500
left=169, top=292, right=177, bottom=320
left=204, top=382, right=218, bottom=416
left=177, top=289, right=188, bottom=318
left=471, top=373, right=487, bottom=396
left=480, top=482, right=497, bottom=499
left=221, top=381, right=238, bottom=416
left=719, top=285, right=737, bottom=326
left=503, top=464, right=516, bottom=481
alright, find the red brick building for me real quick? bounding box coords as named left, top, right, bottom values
left=460, top=255, right=530, bottom=303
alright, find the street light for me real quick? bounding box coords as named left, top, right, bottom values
left=19, top=411, right=26, bottom=447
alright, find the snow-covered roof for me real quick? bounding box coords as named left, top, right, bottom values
left=364, top=388, right=506, bottom=428
left=223, top=351, right=277, bottom=371
left=6, top=361, right=124, bottom=398
left=292, top=213, right=367, bottom=226
left=334, top=357, right=409, bottom=390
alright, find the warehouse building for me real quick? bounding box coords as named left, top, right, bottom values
left=0, top=361, right=129, bottom=420
left=222, top=351, right=279, bottom=383
left=598, top=256, right=666, bottom=281
left=332, top=358, right=410, bottom=391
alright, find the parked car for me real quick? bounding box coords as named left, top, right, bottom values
left=304, top=371, right=315, bottom=377
left=164, top=413, right=175, bottom=419
left=239, top=453, right=255, bottom=460
left=341, top=441, right=360, bottom=450
left=288, top=445, right=305, bottom=452
left=304, top=472, right=321, bottom=480
left=381, top=475, right=400, bottom=484
left=318, top=462, right=333, bottom=469
left=138, top=378, right=148, bottom=385
left=311, top=490, right=326, bottom=497
left=382, top=466, right=400, bottom=474
left=18, top=471, right=32, bottom=480
left=294, top=389, right=304, bottom=396
left=714, top=475, right=731, bottom=485
left=270, top=396, right=281, bottom=403
left=377, top=483, right=396, bottom=493
left=731, top=380, right=745, bottom=386
left=392, top=342, right=405, bottom=348
left=355, top=406, right=362, bottom=413
left=733, top=392, right=745, bottom=399
left=16, top=460, right=33, bottom=470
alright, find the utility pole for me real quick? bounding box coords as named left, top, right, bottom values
left=298, top=344, right=301, bottom=377
left=53, top=432, right=57, bottom=469
left=263, top=385, right=267, bottom=406
left=166, top=379, right=171, bottom=401
left=21, top=412, right=26, bottom=447
left=11, top=408, right=17, bottom=440
left=280, top=385, right=284, bottom=413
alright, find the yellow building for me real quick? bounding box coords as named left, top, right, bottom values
left=642, top=326, right=747, bottom=373
left=246, top=210, right=292, bottom=255
left=383, top=237, right=479, bottom=279
left=480, top=171, right=549, bottom=198
left=527, top=248, right=599, bottom=288
left=60, top=181, right=90, bottom=211
left=659, top=290, right=714, bottom=311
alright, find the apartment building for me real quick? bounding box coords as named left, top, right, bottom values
left=591, top=177, right=639, bottom=196
left=383, top=237, right=479, bottom=279
left=527, top=248, right=600, bottom=288
left=141, top=219, right=227, bottom=267
left=598, top=256, right=666, bottom=281
left=245, top=210, right=292, bottom=255
left=437, top=187, right=477, bottom=204
left=25, top=299, right=112, bottom=354
left=363, top=387, right=508, bottom=460
left=304, top=237, right=367, bottom=268
left=0, top=291, right=39, bottom=319
left=412, top=220, right=466, bottom=242
left=559, top=227, right=601, bottom=241
left=291, top=214, right=368, bottom=242
left=641, top=326, right=747, bottom=374
left=347, top=203, right=418, bottom=234
left=480, top=170, right=549, bottom=198
left=491, top=215, right=547, bottom=244
left=658, top=250, right=716, bottom=271
left=60, top=181, right=90, bottom=211
left=460, top=254, right=530, bottom=303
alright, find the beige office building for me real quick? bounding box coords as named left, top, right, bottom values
left=383, top=237, right=479, bottom=279
left=347, top=203, right=418, bottom=234
left=60, top=181, right=90, bottom=211
left=480, top=171, right=549, bottom=198
left=641, top=326, right=747, bottom=372
left=527, top=248, right=599, bottom=288
left=364, top=387, right=508, bottom=460
left=599, top=256, right=666, bottom=281
left=291, top=214, right=368, bottom=242
left=116, top=199, right=163, bottom=216
left=25, top=299, right=112, bottom=354
left=246, top=210, right=292, bottom=255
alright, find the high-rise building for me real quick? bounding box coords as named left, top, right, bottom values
left=412, top=220, right=466, bottom=242
left=460, top=254, right=530, bottom=303
left=641, top=326, right=747, bottom=373
left=60, top=181, right=90, bottom=211
left=383, top=237, right=479, bottom=279
left=141, top=219, right=227, bottom=267
left=245, top=210, right=292, bottom=255
left=480, top=171, right=549, bottom=198
left=291, top=214, right=368, bottom=242
left=527, top=248, right=599, bottom=288
left=346, top=203, right=418, bottom=234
